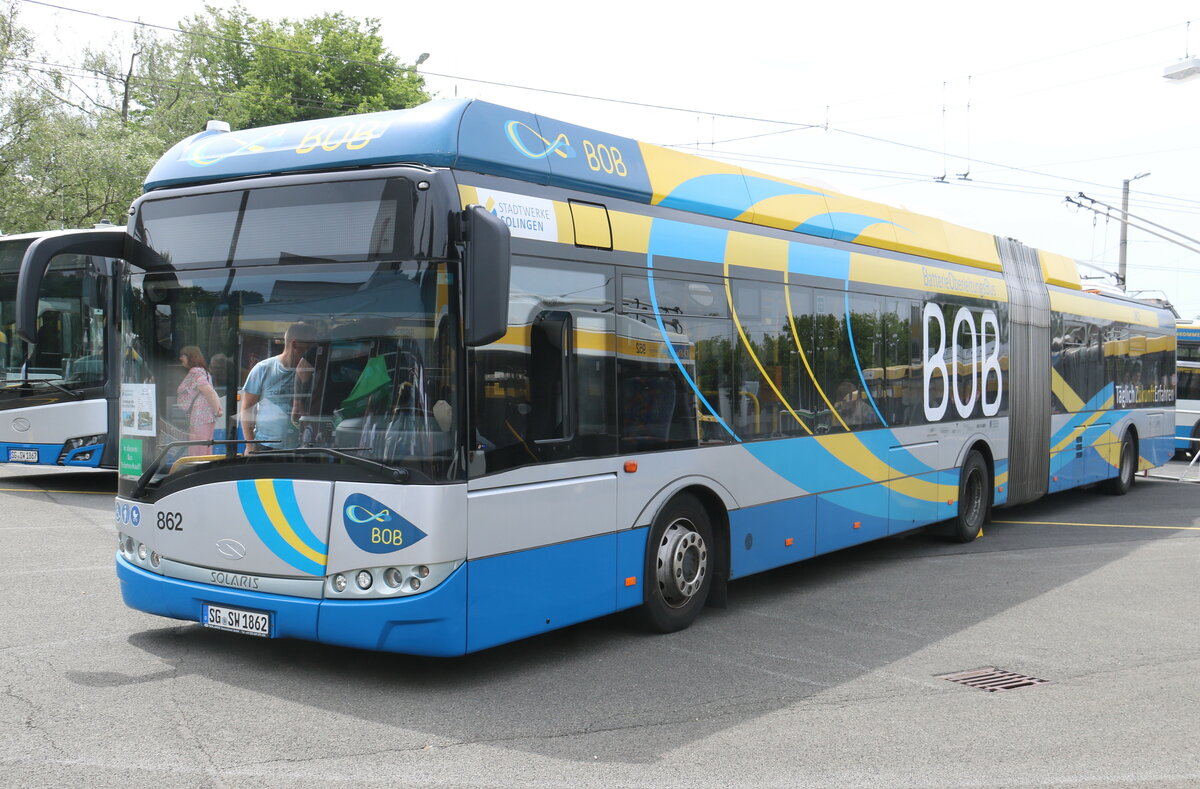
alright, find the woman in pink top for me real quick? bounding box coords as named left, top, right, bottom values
left=177, top=345, right=223, bottom=455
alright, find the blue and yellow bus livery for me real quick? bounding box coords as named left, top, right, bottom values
left=21, top=99, right=1175, bottom=655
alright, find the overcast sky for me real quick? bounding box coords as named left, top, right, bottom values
left=19, top=0, right=1200, bottom=316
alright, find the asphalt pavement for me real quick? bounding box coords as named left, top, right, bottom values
left=0, top=461, right=1197, bottom=788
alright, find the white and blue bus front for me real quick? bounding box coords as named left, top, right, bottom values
left=108, top=167, right=508, bottom=656
left=0, top=232, right=115, bottom=467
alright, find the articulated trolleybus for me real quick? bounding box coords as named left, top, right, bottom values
left=0, top=228, right=125, bottom=468
left=21, top=100, right=1174, bottom=656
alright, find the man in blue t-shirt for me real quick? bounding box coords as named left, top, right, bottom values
left=238, top=323, right=318, bottom=451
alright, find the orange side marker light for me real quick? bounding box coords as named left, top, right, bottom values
left=624, top=576, right=637, bottom=587
left=623, top=461, right=638, bottom=473
left=853, top=521, right=861, bottom=529
left=784, top=537, right=794, bottom=546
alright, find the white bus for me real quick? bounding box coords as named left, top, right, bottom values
left=0, top=229, right=125, bottom=467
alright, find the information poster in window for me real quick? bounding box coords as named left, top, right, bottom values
left=120, top=383, right=156, bottom=437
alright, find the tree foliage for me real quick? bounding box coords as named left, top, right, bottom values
left=0, top=3, right=429, bottom=233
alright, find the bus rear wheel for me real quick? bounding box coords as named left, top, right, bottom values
left=951, top=450, right=989, bottom=543
left=637, top=494, right=714, bottom=633
left=1103, top=432, right=1136, bottom=496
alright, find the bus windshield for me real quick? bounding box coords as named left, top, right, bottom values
left=0, top=237, right=108, bottom=391
left=118, top=182, right=460, bottom=493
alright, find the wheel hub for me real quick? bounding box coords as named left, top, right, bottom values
left=656, top=519, right=708, bottom=608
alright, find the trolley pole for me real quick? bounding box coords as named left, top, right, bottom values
left=1117, top=172, right=1150, bottom=290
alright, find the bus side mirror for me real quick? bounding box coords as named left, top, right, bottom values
left=461, top=205, right=511, bottom=348
left=16, top=228, right=126, bottom=343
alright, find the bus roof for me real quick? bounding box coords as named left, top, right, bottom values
left=146, top=98, right=1082, bottom=286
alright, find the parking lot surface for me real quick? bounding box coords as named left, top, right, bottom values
left=0, top=463, right=1197, bottom=788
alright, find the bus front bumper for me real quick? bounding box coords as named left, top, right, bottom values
left=116, top=555, right=468, bottom=656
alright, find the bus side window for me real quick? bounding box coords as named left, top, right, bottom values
left=530, top=310, right=574, bottom=444
left=619, top=273, right=731, bottom=450
left=473, top=259, right=615, bottom=476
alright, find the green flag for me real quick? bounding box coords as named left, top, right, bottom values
left=339, top=356, right=391, bottom=418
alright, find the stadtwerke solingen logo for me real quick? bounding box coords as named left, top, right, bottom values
left=504, top=120, right=575, bottom=160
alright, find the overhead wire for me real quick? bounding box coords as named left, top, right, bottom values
left=5, top=56, right=377, bottom=114
left=19, top=0, right=1183, bottom=196
left=17, top=0, right=1200, bottom=232
left=1065, top=195, right=1200, bottom=256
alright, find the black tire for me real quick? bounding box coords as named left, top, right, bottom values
left=951, top=450, right=990, bottom=543
left=636, top=494, right=714, bottom=633
left=1103, top=432, right=1136, bottom=496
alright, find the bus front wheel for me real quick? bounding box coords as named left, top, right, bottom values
left=637, top=494, right=714, bottom=633
left=952, top=450, right=990, bottom=543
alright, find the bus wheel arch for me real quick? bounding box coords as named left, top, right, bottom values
left=1103, top=427, right=1138, bottom=495
left=636, top=487, right=727, bottom=633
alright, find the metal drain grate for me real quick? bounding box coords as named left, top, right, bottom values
left=936, top=667, right=1049, bottom=692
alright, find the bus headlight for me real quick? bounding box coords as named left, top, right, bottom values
left=326, top=560, right=462, bottom=599
left=58, top=434, right=104, bottom=464
left=137, top=543, right=148, bottom=561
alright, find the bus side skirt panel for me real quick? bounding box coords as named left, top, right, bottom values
left=728, top=497, right=817, bottom=579
left=815, top=485, right=891, bottom=556
left=465, top=532, right=618, bottom=653
left=616, top=526, right=649, bottom=611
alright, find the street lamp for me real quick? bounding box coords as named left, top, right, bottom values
left=1117, top=172, right=1150, bottom=290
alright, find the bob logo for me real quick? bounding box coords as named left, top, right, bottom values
left=923, top=303, right=1003, bottom=421
left=343, top=493, right=426, bottom=554
left=504, top=120, right=575, bottom=160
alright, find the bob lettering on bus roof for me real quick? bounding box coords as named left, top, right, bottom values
left=454, top=101, right=652, bottom=201
left=143, top=99, right=468, bottom=191
left=143, top=99, right=655, bottom=202
left=141, top=98, right=1082, bottom=280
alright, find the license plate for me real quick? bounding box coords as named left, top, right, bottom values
left=8, top=449, right=38, bottom=463
left=203, top=604, right=271, bottom=637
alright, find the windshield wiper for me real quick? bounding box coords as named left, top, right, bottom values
left=130, top=441, right=411, bottom=499
left=250, top=446, right=411, bottom=482
left=131, top=438, right=247, bottom=498
left=4, top=378, right=84, bottom=399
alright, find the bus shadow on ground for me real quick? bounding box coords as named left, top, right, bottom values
left=68, top=478, right=1197, bottom=765
left=0, top=469, right=116, bottom=495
